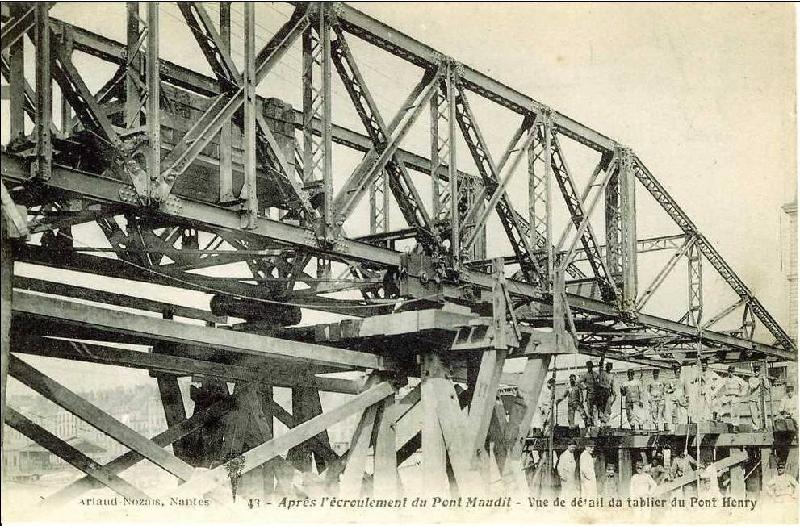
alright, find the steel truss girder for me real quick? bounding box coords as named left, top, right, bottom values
left=3, top=149, right=791, bottom=361
left=156, top=7, right=310, bottom=200
left=631, top=156, right=794, bottom=352
left=333, top=67, right=441, bottom=228
left=549, top=132, right=618, bottom=301
left=176, top=2, right=241, bottom=88
left=330, top=26, right=436, bottom=247
left=454, top=84, right=540, bottom=281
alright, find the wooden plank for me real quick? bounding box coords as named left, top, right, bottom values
left=421, top=353, right=448, bottom=495
left=9, top=355, right=195, bottom=481
left=5, top=407, right=149, bottom=500
left=13, top=291, right=388, bottom=370
left=499, top=355, right=551, bottom=476
left=168, top=381, right=394, bottom=497
left=618, top=448, right=632, bottom=498
left=652, top=451, right=748, bottom=496
left=339, top=402, right=378, bottom=496
left=466, top=348, right=506, bottom=459
left=265, top=399, right=339, bottom=464
left=43, top=398, right=233, bottom=506
left=432, top=378, right=484, bottom=492
left=729, top=447, right=745, bottom=496
left=373, top=395, right=399, bottom=496
left=14, top=276, right=226, bottom=324
left=12, top=335, right=365, bottom=395
left=1, top=182, right=28, bottom=238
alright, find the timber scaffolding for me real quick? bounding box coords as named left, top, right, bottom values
left=0, top=1, right=796, bottom=504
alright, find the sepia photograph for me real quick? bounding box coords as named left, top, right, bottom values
left=0, top=1, right=797, bottom=524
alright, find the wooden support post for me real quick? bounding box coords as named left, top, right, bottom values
left=242, top=2, right=258, bottom=227
left=155, top=374, right=187, bottom=457
left=43, top=398, right=233, bottom=506
left=760, top=447, right=773, bottom=492
left=433, top=376, right=483, bottom=493
left=499, top=354, right=552, bottom=488
left=34, top=2, right=52, bottom=181
left=466, top=348, right=506, bottom=465
left=618, top=448, right=632, bottom=498
left=339, top=402, right=379, bottom=496
left=5, top=407, right=149, bottom=500
left=729, top=448, right=745, bottom=496
left=9, top=355, right=195, bottom=481
left=289, top=387, right=331, bottom=474
left=421, top=353, right=448, bottom=495
left=8, top=6, right=25, bottom=141
left=373, top=395, right=399, bottom=496
left=218, top=2, right=234, bottom=203
left=169, top=382, right=394, bottom=498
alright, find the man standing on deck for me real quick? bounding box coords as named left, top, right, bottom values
left=558, top=374, right=588, bottom=429
left=649, top=369, right=666, bottom=430
left=716, top=365, right=747, bottom=426
left=693, top=358, right=719, bottom=424
left=580, top=361, right=599, bottom=427
left=621, top=369, right=643, bottom=430
left=747, top=364, right=771, bottom=429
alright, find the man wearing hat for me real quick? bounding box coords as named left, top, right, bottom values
left=692, top=358, right=719, bottom=423
left=539, top=377, right=556, bottom=432
left=778, top=383, right=797, bottom=424
left=746, top=364, right=771, bottom=429
left=580, top=361, right=599, bottom=426
left=558, top=374, right=588, bottom=429
left=765, top=462, right=798, bottom=502
left=715, top=365, right=747, bottom=426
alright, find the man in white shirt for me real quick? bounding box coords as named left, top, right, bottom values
left=779, top=384, right=797, bottom=424
left=629, top=461, right=657, bottom=497
left=579, top=443, right=598, bottom=497
left=746, top=364, right=771, bottom=429
left=557, top=441, right=579, bottom=498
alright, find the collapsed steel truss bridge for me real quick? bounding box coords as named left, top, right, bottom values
left=0, top=1, right=795, bottom=502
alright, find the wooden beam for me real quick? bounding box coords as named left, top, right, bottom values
left=8, top=355, right=195, bottom=481
left=373, top=395, right=399, bottom=496
left=421, top=353, right=448, bottom=495
left=43, top=398, right=233, bottom=506
left=12, top=290, right=390, bottom=370
left=265, top=399, right=339, bottom=464
left=11, top=335, right=365, bottom=395
left=168, top=381, right=394, bottom=497
left=14, top=276, right=226, bottom=324
left=466, top=348, right=506, bottom=460
left=432, top=378, right=483, bottom=492
left=5, top=407, right=149, bottom=500
left=339, top=402, right=378, bottom=496
left=652, top=450, right=748, bottom=496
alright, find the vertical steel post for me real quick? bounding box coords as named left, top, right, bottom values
left=242, top=2, right=258, bottom=228
left=320, top=4, right=333, bottom=239
left=446, top=63, right=459, bottom=265
left=0, top=218, right=13, bottom=449
left=125, top=2, right=141, bottom=128
left=605, top=147, right=637, bottom=309
left=8, top=7, right=24, bottom=141
left=146, top=2, right=160, bottom=198
left=60, top=32, right=74, bottom=137
left=687, top=243, right=703, bottom=326
left=34, top=3, right=52, bottom=180
left=530, top=112, right=554, bottom=288
left=218, top=2, right=234, bottom=203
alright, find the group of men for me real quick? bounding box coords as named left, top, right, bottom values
left=541, top=358, right=796, bottom=431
